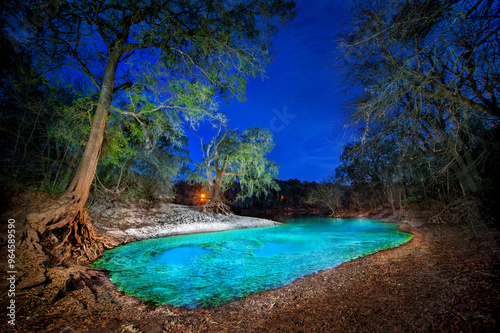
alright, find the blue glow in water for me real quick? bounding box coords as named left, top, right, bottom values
left=90, top=217, right=412, bottom=309
left=253, top=241, right=310, bottom=257
left=153, top=246, right=214, bottom=265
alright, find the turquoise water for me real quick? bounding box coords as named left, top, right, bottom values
left=90, top=217, right=412, bottom=308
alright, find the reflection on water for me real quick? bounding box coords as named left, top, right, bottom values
left=90, top=217, right=412, bottom=309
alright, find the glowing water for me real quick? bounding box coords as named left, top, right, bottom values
left=90, top=217, right=412, bottom=308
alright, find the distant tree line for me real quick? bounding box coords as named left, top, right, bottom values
left=173, top=178, right=342, bottom=217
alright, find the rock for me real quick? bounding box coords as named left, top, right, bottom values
left=98, top=226, right=129, bottom=246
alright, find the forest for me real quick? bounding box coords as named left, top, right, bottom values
left=1, top=0, right=499, bottom=331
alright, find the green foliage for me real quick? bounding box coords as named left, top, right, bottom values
left=0, top=30, right=93, bottom=192
left=6, top=0, right=296, bottom=129
left=2, top=0, right=296, bottom=204
left=96, top=86, right=191, bottom=200
left=231, top=128, right=280, bottom=200
left=402, top=196, right=422, bottom=205
left=196, top=126, right=279, bottom=204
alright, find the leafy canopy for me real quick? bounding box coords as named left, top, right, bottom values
left=197, top=126, right=279, bottom=202
left=4, top=0, right=296, bottom=118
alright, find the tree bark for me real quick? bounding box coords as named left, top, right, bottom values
left=22, top=51, right=121, bottom=262
left=204, top=159, right=231, bottom=215
left=387, top=183, right=396, bottom=217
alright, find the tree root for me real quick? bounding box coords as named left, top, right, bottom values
left=21, top=207, right=107, bottom=265
left=429, top=197, right=490, bottom=234
left=48, top=210, right=107, bottom=265
left=15, top=189, right=113, bottom=265
left=19, top=225, right=44, bottom=252
left=203, top=201, right=232, bottom=215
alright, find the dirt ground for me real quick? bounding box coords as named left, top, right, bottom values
left=1, top=218, right=499, bottom=333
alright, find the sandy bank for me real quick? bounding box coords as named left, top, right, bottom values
left=89, top=201, right=281, bottom=244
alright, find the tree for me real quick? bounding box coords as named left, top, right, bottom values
left=94, top=88, right=191, bottom=201
left=340, top=0, right=500, bottom=122
left=305, top=181, right=347, bottom=216
left=3, top=0, right=295, bottom=261
left=197, top=125, right=279, bottom=214
left=0, top=27, right=93, bottom=192
left=337, top=0, right=499, bottom=201
left=335, top=134, right=402, bottom=214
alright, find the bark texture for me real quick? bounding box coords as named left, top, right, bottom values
left=21, top=52, right=120, bottom=263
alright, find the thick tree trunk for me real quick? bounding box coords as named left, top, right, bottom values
left=387, top=183, right=396, bottom=217
left=210, top=173, right=224, bottom=204
left=204, top=167, right=231, bottom=215
left=21, top=52, right=120, bottom=263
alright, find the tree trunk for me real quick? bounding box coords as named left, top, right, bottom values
left=204, top=162, right=231, bottom=215
left=453, top=153, right=480, bottom=196
left=211, top=172, right=224, bottom=204
left=386, top=183, right=396, bottom=217
left=21, top=52, right=121, bottom=263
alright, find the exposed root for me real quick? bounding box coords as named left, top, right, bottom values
left=202, top=201, right=232, bottom=215
left=48, top=210, right=107, bottom=265
left=17, top=190, right=111, bottom=265
left=329, top=211, right=341, bottom=218
left=429, top=197, right=490, bottom=234
left=19, top=225, right=44, bottom=252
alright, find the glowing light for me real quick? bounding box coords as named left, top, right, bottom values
left=90, top=218, right=413, bottom=308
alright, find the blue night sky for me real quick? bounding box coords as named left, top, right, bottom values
left=188, top=0, right=354, bottom=182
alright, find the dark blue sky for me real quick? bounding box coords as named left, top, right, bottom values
left=188, top=0, right=354, bottom=182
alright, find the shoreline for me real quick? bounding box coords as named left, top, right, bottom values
left=89, top=214, right=415, bottom=309
left=90, top=202, right=283, bottom=245
left=2, top=206, right=498, bottom=332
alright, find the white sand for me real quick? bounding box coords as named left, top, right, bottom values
left=91, top=202, right=281, bottom=243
